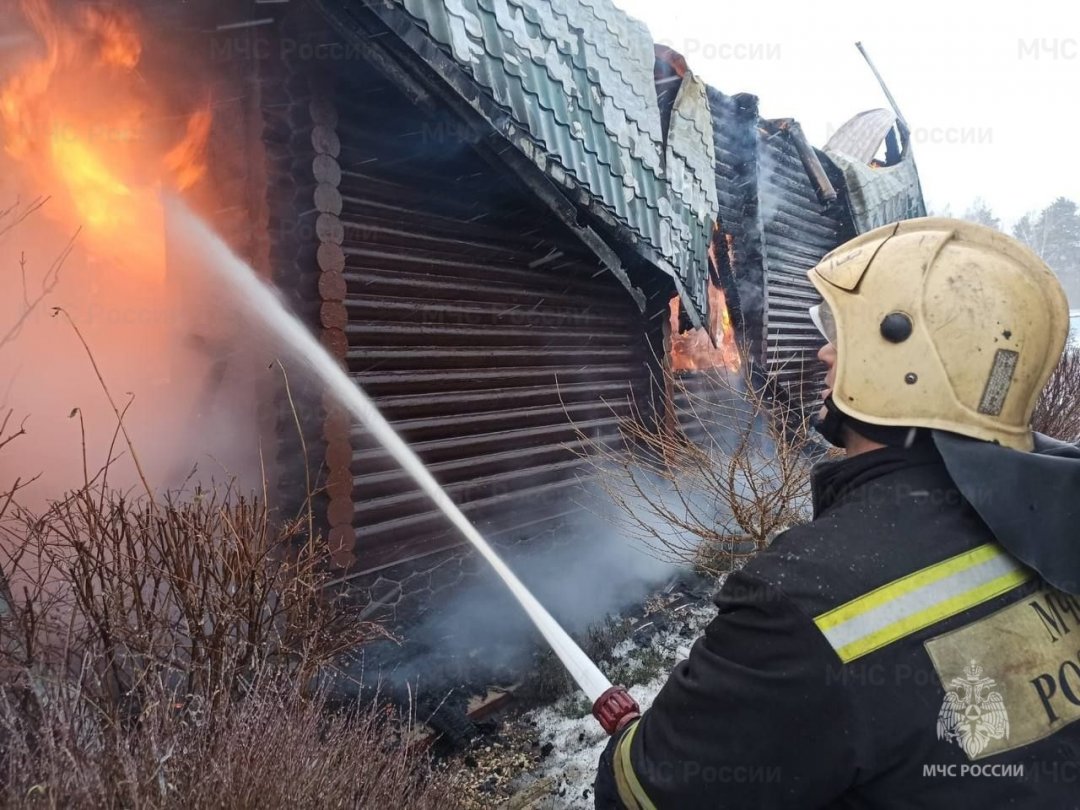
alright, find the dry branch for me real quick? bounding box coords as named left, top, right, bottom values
left=0, top=472, right=455, bottom=806
left=1032, top=347, right=1080, bottom=442
left=580, top=358, right=821, bottom=577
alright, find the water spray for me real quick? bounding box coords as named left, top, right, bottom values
left=166, top=199, right=640, bottom=735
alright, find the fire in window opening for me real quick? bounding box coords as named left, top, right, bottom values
left=668, top=279, right=741, bottom=373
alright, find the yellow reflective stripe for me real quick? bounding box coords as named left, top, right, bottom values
left=612, top=741, right=642, bottom=810
left=832, top=567, right=1032, bottom=662
left=813, top=543, right=1034, bottom=664
left=614, top=721, right=657, bottom=810
left=815, top=543, right=1004, bottom=632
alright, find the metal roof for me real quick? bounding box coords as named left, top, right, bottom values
left=824, top=109, right=926, bottom=233
left=376, top=0, right=719, bottom=321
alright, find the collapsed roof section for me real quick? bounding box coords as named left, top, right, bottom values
left=315, top=0, right=718, bottom=327
left=824, top=108, right=927, bottom=233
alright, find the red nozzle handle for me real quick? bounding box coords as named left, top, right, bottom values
left=592, top=685, right=641, bottom=736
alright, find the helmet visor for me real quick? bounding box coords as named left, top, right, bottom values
left=809, top=301, right=837, bottom=344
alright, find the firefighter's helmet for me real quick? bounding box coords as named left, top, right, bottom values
left=808, top=218, right=1069, bottom=451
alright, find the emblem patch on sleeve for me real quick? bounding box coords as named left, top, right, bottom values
left=925, top=588, right=1080, bottom=760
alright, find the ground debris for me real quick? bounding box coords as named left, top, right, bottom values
left=449, top=581, right=716, bottom=808
left=502, top=777, right=557, bottom=809
left=451, top=721, right=543, bottom=809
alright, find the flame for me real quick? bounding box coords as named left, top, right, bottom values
left=164, top=108, right=213, bottom=192
left=669, top=282, right=740, bottom=373
left=668, top=225, right=741, bottom=373
left=723, top=232, right=737, bottom=273
left=83, top=5, right=142, bottom=69
left=0, top=0, right=210, bottom=282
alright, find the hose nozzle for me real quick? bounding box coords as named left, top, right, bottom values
left=592, top=685, right=641, bottom=736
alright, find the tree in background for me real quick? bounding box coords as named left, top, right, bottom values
left=1012, top=197, right=1080, bottom=304
left=963, top=197, right=1002, bottom=231
left=926, top=199, right=1002, bottom=231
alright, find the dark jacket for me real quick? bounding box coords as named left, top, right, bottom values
left=596, top=438, right=1080, bottom=809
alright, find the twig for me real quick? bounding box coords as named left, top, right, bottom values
left=574, top=352, right=816, bottom=576
left=0, top=195, right=49, bottom=239
left=0, top=227, right=77, bottom=353
left=0, top=410, right=28, bottom=452
left=51, top=308, right=154, bottom=503
left=276, top=361, right=314, bottom=544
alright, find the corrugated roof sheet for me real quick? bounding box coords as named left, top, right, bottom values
left=389, top=0, right=718, bottom=319
left=824, top=109, right=926, bottom=233
left=664, top=70, right=719, bottom=309
left=825, top=108, right=896, bottom=165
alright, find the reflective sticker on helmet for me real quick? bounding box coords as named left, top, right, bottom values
left=978, top=349, right=1019, bottom=416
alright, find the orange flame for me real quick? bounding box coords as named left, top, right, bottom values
left=669, top=225, right=741, bottom=373
left=164, top=108, right=213, bottom=192
left=669, top=282, right=741, bottom=373
left=0, top=0, right=210, bottom=282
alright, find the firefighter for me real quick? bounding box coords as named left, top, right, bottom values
left=595, top=218, right=1080, bottom=809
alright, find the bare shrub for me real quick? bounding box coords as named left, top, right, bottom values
left=0, top=480, right=463, bottom=807
left=1032, top=347, right=1080, bottom=442
left=0, top=485, right=377, bottom=706
left=582, top=361, right=820, bottom=578
left=0, top=671, right=456, bottom=808
left=0, top=447, right=460, bottom=807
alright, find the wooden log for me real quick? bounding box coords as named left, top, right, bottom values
left=317, top=270, right=346, bottom=301
left=320, top=300, right=348, bottom=330
left=316, top=212, right=344, bottom=245
left=325, top=465, right=354, bottom=501
left=328, top=526, right=355, bottom=568
left=313, top=182, right=343, bottom=215
left=311, top=124, right=341, bottom=158
left=309, top=97, right=339, bottom=129
left=327, top=495, right=356, bottom=527
left=312, top=153, right=342, bottom=186
left=320, top=326, right=348, bottom=359
left=317, top=242, right=345, bottom=274
left=325, top=436, right=353, bottom=469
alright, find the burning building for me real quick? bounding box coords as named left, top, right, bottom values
left=0, top=0, right=924, bottom=625
left=705, top=88, right=924, bottom=418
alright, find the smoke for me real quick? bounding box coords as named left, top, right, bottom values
left=0, top=3, right=266, bottom=506
left=348, top=370, right=813, bottom=706
left=352, top=485, right=693, bottom=701
left=0, top=193, right=270, bottom=508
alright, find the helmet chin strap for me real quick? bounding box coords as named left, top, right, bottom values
left=812, top=395, right=849, bottom=448
left=813, top=396, right=921, bottom=450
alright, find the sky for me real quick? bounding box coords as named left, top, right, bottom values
left=612, top=0, right=1080, bottom=230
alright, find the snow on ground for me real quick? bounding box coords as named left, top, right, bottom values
left=512, top=603, right=716, bottom=808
